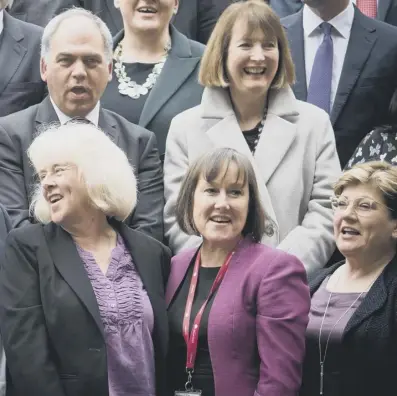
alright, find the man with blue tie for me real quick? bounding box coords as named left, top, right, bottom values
left=282, top=0, right=397, bottom=167
left=273, top=0, right=397, bottom=26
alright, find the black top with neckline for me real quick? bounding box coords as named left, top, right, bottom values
left=167, top=252, right=220, bottom=396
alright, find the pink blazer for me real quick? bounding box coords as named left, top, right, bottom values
left=166, top=237, right=310, bottom=396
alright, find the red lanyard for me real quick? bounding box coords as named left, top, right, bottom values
left=182, top=249, right=234, bottom=371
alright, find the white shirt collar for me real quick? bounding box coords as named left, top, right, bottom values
left=303, top=2, right=355, bottom=39
left=0, top=10, right=4, bottom=37
left=50, top=97, right=100, bottom=127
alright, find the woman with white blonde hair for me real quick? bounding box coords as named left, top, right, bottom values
left=0, top=122, right=170, bottom=396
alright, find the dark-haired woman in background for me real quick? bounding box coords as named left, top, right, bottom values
left=346, top=89, right=397, bottom=169
left=101, top=0, right=205, bottom=159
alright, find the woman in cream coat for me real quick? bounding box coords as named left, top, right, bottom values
left=164, top=0, right=341, bottom=274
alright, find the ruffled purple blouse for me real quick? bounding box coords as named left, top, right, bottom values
left=76, top=234, right=155, bottom=396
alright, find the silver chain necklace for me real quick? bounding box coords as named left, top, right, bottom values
left=113, top=40, right=171, bottom=99
left=318, top=271, right=375, bottom=395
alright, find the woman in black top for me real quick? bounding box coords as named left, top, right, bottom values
left=101, top=0, right=205, bottom=159
left=168, top=259, right=219, bottom=394
left=346, top=88, right=397, bottom=169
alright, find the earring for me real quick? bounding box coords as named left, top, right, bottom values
left=173, top=7, right=178, bottom=14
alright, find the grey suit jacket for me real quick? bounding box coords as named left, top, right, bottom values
left=8, top=0, right=230, bottom=43
left=164, top=86, right=341, bottom=274
left=0, top=11, right=46, bottom=117
left=0, top=204, right=11, bottom=396
left=102, top=25, right=204, bottom=157
left=0, top=97, right=164, bottom=241
left=282, top=7, right=397, bottom=167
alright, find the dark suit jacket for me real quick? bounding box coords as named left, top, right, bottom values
left=0, top=204, right=10, bottom=395
left=0, top=11, right=46, bottom=117
left=272, top=0, right=397, bottom=25
left=0, top=96, right=164, bottom=241
left=301, top=258, right=397, bottom=396
left=102, top=25, right=204, bottom=158
left=269, top=0, right=303, bottom=18
left=282, top=8, right=397, bottom=167
left=0, top=220, right=170, bottom=396
left=9, top=0, right=230, bottom=43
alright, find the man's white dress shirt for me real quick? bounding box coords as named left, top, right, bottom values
left=50, top=97, right=100, bottom=127
left=303, top=2, right=355, bottom=110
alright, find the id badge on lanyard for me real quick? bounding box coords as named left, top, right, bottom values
left=174, top=248, right=235, bottom=396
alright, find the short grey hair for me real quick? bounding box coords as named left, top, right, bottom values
left=41, top=8, right=113, bottom=63
left=28, top=122, right=137, bottom=224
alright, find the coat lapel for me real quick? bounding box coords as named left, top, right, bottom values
left=166, top=248, right=197, bottom=306
left=44, top=223, right=105, bottom=338
left=378, top=0, right=392, bottom=21
left=201, top=87, right=300, bottom=245
left=0, top=12, right=27, bottom=95
left=254, top=88, right=298, bottom=184
left=331, top=9, right=377, bottom=125
left=282, top=10, right=307, bottom=101
left=138, top=26, right=201, bottom=128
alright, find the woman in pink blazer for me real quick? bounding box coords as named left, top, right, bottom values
left=166, top=148, right=310, bottom=396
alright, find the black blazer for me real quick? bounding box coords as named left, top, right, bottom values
left=102, top=25, right=204, bottom=157
left=8, top=0, right=230, bottom=43
left=271, top=0, right=397, bottom=25
left=0, top=96, right=164, bottom=241
left=282, top=7, right=397, bottom=167
left=0, top=220, right=171, bottom=396
left=0, top=11, right=46, bottom=117
left=300, top=258, right=397, bottom=396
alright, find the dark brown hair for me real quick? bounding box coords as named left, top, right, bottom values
left=176, top=148, right=274, bottom=242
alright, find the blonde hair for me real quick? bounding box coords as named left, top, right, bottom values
left=28, top=122, right=137, bottom=223
left=335, top=161, right=397, bottom=219
left=199, top=0, right=295, bottom=89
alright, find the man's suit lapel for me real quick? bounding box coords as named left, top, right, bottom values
left=282, top=10, right=308, bottom=101
left=44, top=223, right=105, bottom=338
left=378, top=0, right=392, bottom=21
left=35, top=96, right=60, bottom=132
left=331, top=9, right=377, bottom=125
left=0, top=12, right=27, bottom=95
left=34, top=96, right=119, bottom=143
left=98, top=108, right=118, bottom=143
left=138, top=26, right=201, bottom=128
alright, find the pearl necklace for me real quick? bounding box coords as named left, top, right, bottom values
left=113, top=41, right=171, bottom=99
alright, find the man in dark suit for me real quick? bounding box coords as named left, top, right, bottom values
left=272, top=0, right=397, bottom=27
left=0, top=0, right=46, bottom=116
left=0, top=203, right=10, bottom=396
left=0, top=8, right=164, bottom=241
left=282, top=0, right=397, bottom=167
left=8, top=0, right=231, bottom=43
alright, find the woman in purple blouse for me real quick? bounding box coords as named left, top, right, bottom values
left=166, top=148, right=310, bottom=396
left=0, top=122, right=170, bottom=396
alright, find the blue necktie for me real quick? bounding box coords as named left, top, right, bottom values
left=307, top=23, right=333, bottom=114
